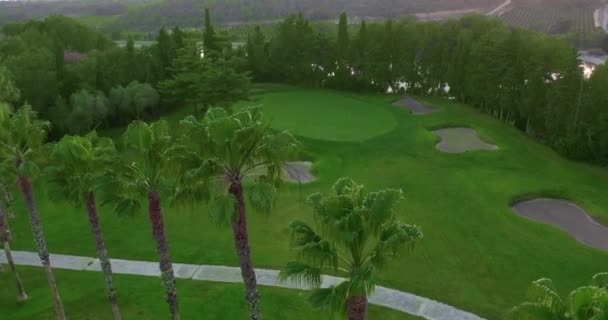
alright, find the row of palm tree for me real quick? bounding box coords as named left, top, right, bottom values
left=1, top=102, right=424, bottom=320
left=0, top=104, right=301, bottom=320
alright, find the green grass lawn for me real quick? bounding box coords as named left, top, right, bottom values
left=234, top=89, right=398, bottom=142
left=1, top=267, right=419, bottom=320
left=5, top=85, right=608, bottom=319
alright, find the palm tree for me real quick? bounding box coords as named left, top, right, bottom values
left=280, top=178, right=423, bottom=320
left=0, top=195, right=28, bottom=302
left=46, top=133, right=122, bottom=319
left=0, top=180, right=15, bottom=219
left=506, top=273, right=608, bottom=320
left=178, top=107, right=299, bottom=320
left=0, top=104, right=66, bottom=319
left=106, top=120, right=183, bottom=320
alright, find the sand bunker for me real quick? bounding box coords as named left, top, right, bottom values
left=512, top=198, right=608, bottom=251
left=249, top=161, right=316, bottom=184
left=393, top=97, right=439, bottom=115
left=282, top=161, right=316, bottom=183
left=434, top=128, right=498, bottom=153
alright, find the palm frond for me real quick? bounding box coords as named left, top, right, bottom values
left=593, top=273, right=608, bottom=289
left=332, top=178, right=359, bottom=196
left=287, top=220, right=339, bottom=269
left=369, top=221, right=423, bottom=268
left=348, top=263, right=376, bottom=296
left=567, top=286, right=606, bottom=320
left=171, top=163, right=214, bottom=206
left=208, top=194, right=236, bottom=225
left=526, top=278, right=565, bottom=315
left=123, top=120, right=153, bottom=154
left=363, top=188, right=403, bottom=233
left=246, top=180, right=276, bottom=214
left=279, top=261, right=323, bottom=288
left=309, top=281, right=350, bottom=313
left=505, top=302, right=564, bottom=320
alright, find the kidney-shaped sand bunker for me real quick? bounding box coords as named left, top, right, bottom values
left=434, top=127, right=498, bottom=153
left=512, top=198, right=608, bottom=251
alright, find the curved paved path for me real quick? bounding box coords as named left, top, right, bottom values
left=0, top=250, right=485, bottom=320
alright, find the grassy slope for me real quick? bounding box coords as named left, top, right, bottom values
left=1, top=267, right=418, bottom=319
left=5, top=86, right=608, bottom=319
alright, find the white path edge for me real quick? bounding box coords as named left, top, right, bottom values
left=0, top=251, right=485, bottom=320
left=487, top=0, right=512, bottom=16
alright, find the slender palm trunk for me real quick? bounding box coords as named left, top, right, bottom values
left=86, top=192, right=121, bottom=320
left=0, top=182, right=15, bottom=219
left=229, top=180, right=262, bottom=320
left=0, top=201, right=28, bottom=302
left=17, top=176, right=66, bottom=320
left=347, top=296, right=368, bottom=320
left=148, top=191, right=180, bottom=320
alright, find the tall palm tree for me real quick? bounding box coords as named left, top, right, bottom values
left=105, top=120, right=183, bottom=320
left=507, top=273, right=608, bottom=320
left=280, top=178, right=423, bottom=320
left=0, top=104, right=66, bottom=319
left=0, top=194, right=28, bottom=302
left=46, top=133, right=122, bottom=319
left=178, top=107, right=299, bottom=320
left=0, top=180, right=15, bottom=219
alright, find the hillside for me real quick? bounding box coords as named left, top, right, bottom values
left=0, top=0, right=504, bottom=31
left=499, top=0, right=604, bottom=36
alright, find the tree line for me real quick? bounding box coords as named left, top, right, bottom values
left=0, top=14, right=249, bottom=138
left=245, top=13, right=608, bottom=165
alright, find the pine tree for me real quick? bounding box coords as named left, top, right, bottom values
left=203, top=8, right=217, bottom=57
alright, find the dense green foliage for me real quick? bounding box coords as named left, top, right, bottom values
left=244, top=13, right=608, bottom=165
left=506, top=273, right=608, bottom=320
left=281, top=178, right=422, bottom=318
left=0, top=15, right=249, bottom=138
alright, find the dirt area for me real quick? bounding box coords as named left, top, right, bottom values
left=434, top=128, right=498, bottom=153
left=249, top=161, right=316, bottom=184
left=393, top=97, right=439, bottom=115
left=512, top=198, right=608, bottom=251
left=283, top=161, right=316, bottom=183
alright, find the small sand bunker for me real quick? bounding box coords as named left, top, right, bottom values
left=393, top=97, right=438, bottom=115
left=283, top=161, right=316, bottom=183
left=512, top=198, right=608, bottom=251
left=249, top=161, right=316, bottom=184
left=434, top=128, right=498, bottom=153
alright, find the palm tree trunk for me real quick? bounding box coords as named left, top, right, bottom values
left=17, top=176, right=66, bottom=320
left=86, top=192, right=121, bottom=320
left=0, top=181, right=15, bottom=219
left=347, top=296, right=368, bottom=320
left=148, top=191, right=180, bottom=320
left=229, top=181, right=262, bottom=320
left=0, top=201, right=28, bottom=302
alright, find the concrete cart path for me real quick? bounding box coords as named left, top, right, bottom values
left=0, top=250, right=486, bottom=320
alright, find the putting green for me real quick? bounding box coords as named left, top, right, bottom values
left=238, top=89, right=397, bottom=141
